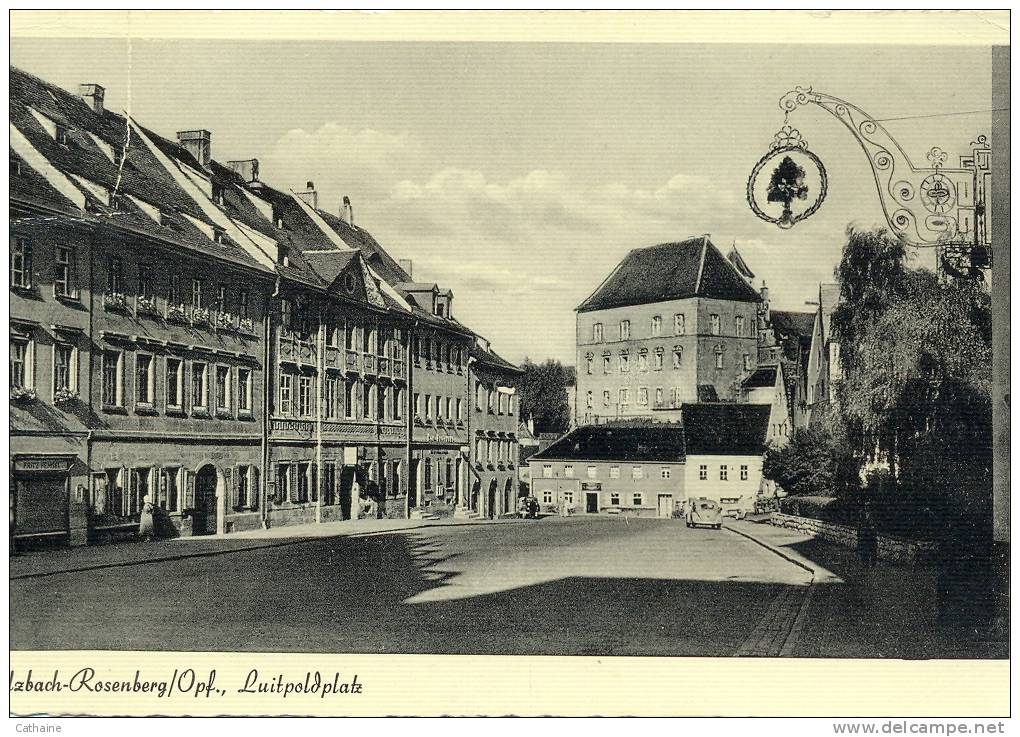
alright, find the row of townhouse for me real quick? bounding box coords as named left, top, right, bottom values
left=9, top=67, right=522, bottom=549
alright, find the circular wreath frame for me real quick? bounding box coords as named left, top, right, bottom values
left=746, top=145, right=829, bottom=228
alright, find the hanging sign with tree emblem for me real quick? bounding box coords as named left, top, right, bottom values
left=746, top=122, right=828, bottom=229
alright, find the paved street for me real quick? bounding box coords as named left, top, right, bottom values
left=10, top=517, right=812, bottom=656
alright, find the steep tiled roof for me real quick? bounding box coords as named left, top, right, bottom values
left=530, top=424, right=687, bottom=463
left=577, top=236, right=762, bottom=313
left=469, top=342, right=522, bottom=374
left=742, top=365, right=778, bottom=390
left=770, top=310, right=815, bottom=362
left=819, top=283, right=841, bottom=341
left=680, top=403, right=770, bottom=456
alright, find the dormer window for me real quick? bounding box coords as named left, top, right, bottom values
left=278, top=245, right=290, bottom=267
left=213, top=227, right=226, bottom=245
left=10, top=157, right=21, bottom=176
left=55, top=124, right=70, bottom=146
left=436, top=301, right=446, bottom=318
left=212, top=183, right=224, bottom=205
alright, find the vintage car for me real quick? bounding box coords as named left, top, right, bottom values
left=685, top=497, right=723, bottom=529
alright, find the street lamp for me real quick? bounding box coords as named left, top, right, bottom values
left=747, top=86, right=992, bottom=280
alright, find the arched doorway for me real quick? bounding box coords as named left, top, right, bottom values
left=470, top=480, right=480, bottom=513
left=487, top=478, right=498, bottom=519
left=504, top=478, right=513, bottom=517
left=192, top=465, right=218, bottom=535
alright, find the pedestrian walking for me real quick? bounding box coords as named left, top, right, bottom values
left=857, top=505, right=878, bottom=569
left=138, top=494, right=155, bottom=542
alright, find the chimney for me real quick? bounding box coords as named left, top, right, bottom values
left=295, top=181, right=317, bottom=210
left=341, top=195, right=354, bottom=226
left=399, top=259, right=413, bottom=280
left=79, top=83, right=105, bottom=114
left=176, top=129, right=211, bottom=167
left=227, top=158, right=259, bottom=183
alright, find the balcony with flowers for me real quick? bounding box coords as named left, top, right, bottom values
left=191, top=307, right=211, bottom=326
left=215, top=311, right=237, bottom=331
left=166, top=303, right=188, bottom=323
left=238, top=316, right=257, bottom=335
left=54, top=387, right=79, bottom=405
left=10, top=386, right=37, bottom=403
left=135, top=294, right=159, bottom=316
left=103, top=292, right=129, bottom=313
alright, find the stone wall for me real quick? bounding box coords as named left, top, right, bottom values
left=769, top=512, right=937, bottom=566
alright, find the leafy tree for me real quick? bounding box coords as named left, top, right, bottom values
left=766, top=155, right=809, bottom=221
left=763, top=425, right=859, bottom=497
left=518, top=358, right=575, bottom=435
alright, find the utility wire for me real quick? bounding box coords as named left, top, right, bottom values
left=874, top=107, right=1009, bottom=123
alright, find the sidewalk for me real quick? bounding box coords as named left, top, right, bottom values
left=728, top=519, right=1007, bottom=659
left=10, top=516, right=494, bottom=580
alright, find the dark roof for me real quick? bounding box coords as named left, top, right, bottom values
left=770, top=309, right=815, bottom=363
left=680, top=403, right=770, bottom=456
left=530, top=424, right=687, bottom=463
left=470, top=342, right=522, bottom=374
left=697, top=385, right=720, bottom=403
left=742, top=365, right=778, bottom=390
left=727, top=246, right=756, bottom=280
left=577, top=236, right=762, bottom=313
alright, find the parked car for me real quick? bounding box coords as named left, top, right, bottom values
left=686, top=497, right=723, bottom=529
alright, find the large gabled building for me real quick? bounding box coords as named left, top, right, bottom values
left=575, top=236, right=762, bottom=426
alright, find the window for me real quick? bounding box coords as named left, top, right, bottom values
left=102, top=350, right=123, bottom=406
left=324, top=374, right=339, bottom=419
left=424, top=393, right=432, bottom=418
left=542, top=490, right=553, bottom=504
left=720, top=464, right=729, bottom=481
left=743, top=353, right=752, bottom=371
left=216, top=365, right=231, bottom=413
left=487, top=389, right=495, bottom=414
left=620, top=320, right=630, bottom=340
left=585, top=391, right=593, bottom=409
left=455, top=398, right=462, bottom=421
left=651, top=315, right=662, bottom=336
left=715, top=348, right=724, bottom=369
left=237, top=466, right=251, bottom=509
left=542, top=465, right=552, bottom=479
left=592, top=322, right=603, bottom=342
left=638, top=352, right=648, bottom=371
left=633, top=493, right=643, bottom=506
left=297, top=463, right=311, bottom=502
left=414, top=392, right=422, bottom=417
left=735, top=315, right=745, bottom=337
left=632, top=466, right=643, bottom=480
left=475, top=383, right=484, bottom=411
left=655, top=387, right=663, bottom=406
left=586, top=354, right=593, bottom=375
left=362, top=382, right=372, bottom=419
left=108, top=258, right=123, bottom=296
left=136, top=354, right=154, bottom=406
left=674, top=313, right=685, bottom=335
left=239, top=290, right=249, bottom=320
left=603, top=355, right=611, bottom=374
left=618, top=388, right=629, bottom=407
left=610, top=493, right=620, bottom=506
left=619, top=352, right=629, bottom=372
left=710, top=314, right=720, bottom=335
left=279, top=373, right=298, bottom=416
left=586, top=466, right=597, bottom=479
left=603, top=390, right=610, bottom=407
left=653, top=349, right=663, bottom=371
left=564, top=465, right=574, bottom=478
left=166, top=358, right=182, bottom=409
left=609, top=466, right=620, bottom=479
left=238, top=368, right=252, bottom=413
left=298, top=375, right=312, bottom=417
left=191, top=278, right=203, bottom=308
left=661, top=467, right=671, bottom=479
left=638, top=387, right=649, bottom=406
left=169, top=274, right=182, bottom=307
left=699, top=464, right=708, bottom=481
left=740, top=464, right=749, bottom=481
left=395, top=388, right=405, bottom=420
left=345, top=380, right=356, bottom=419
left=216, top=284, right=227, bottom=313
left=10, top=339, right=31, bottom=390
left=670, top=387, right=681, bottom=406
left=10, top=156, right=21, bottom=176
left=55, top=124, right=70, bottom=146
left=191, top=362, right=208, bottom=410
left=563, top=491, right=574, bottom=504
left=53, top=344, right=75, bottom=393
left=673, top=346, right=683, bottom=369
left=54, top=246, right=76, bottom=298
left=164, top=467, right=181, bottom=512
left=11, top=237, right=32, bottom=289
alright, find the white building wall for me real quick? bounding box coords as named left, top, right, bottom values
left=683, top=453, right=763, bottom=514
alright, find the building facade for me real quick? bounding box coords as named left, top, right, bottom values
left=9, top=66, right=520, bottom=546
left=575, top=237, right=761, bottom=426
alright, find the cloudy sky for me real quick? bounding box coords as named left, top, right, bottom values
left=11, top=37, right=993, bottom=364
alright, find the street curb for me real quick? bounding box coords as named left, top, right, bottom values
left=9, top=519, right=497, bottom=581
left=725, top=522, right=818, bottom=657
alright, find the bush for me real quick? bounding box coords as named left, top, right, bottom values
left=763, top=427, right=859, bottom=497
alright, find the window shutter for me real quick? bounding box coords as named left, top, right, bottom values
left=249, top=466, right=260, bottom=512
left=288, top=466, right=299, bottom=503
left=311, top=464, right=318, bottom=503
left=274, top=465, right=285, bottom=504
left=185, top=470, right=196, bottom=509
left=232, top=465, right=241, bottom=511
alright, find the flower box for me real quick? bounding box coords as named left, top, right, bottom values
left=103, top=292, right=128, bottom=312
left=238, top=317, right=257, bottom=334
left=215, top=311, right=236, bottom=330
left=191, top=307, right=211, bottom=325
left=10, top=387, right=37, bottom=402
left=54, top=388, right=79, bottom=405
left=135, top=295, right=158, bottom=315
left=166, top=304, right=187, bottom=323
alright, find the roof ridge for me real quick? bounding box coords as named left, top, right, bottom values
left=694, top=236, right=709, bottom=293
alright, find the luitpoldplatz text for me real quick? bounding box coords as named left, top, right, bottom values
left=10, top=668, right=362, bottom=700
